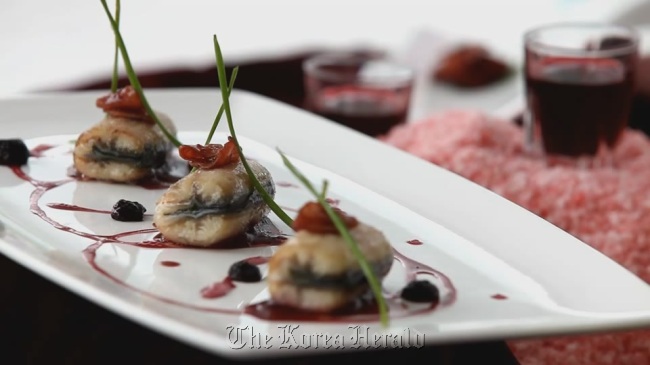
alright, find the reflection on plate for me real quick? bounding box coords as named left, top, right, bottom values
left=1, top=90, right=650, bottom=359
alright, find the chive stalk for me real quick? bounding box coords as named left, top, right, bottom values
left=320, top=180, right=329, bottom=199
left=110, top=0, right=121, bottom=93
left=212, top=35, right=294, bottom=228
left=277, top=149, right=390, bottom=327
left=99, top=0, right=181, bottom=148
left=188, top=67, right=238, bottom=174
left=204, top=67, right=238, bottom=145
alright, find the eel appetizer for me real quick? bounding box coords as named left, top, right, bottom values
left=73, top=85, right=177, bottom=182
left=267, top=202, right=394, bottom=312
left=153, top=138, right=275, bottom=247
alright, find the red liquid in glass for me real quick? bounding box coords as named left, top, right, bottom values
left=526, top=58, right=634, bottom=157
left=308, top=85, right=410, bottom=137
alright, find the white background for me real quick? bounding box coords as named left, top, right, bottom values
left=1, top=0, right=648, bottom=117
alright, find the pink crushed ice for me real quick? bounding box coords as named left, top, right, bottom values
left=380, top=110, right=650, bottom=365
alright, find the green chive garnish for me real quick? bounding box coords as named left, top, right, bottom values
left=204, top=67, right=238, bottom=145
left=277, top=148, right=390, bottom=327
left=212, top=35, right=294, bottom=228
left=110, top=0, right=121, bottom=93
left=99, top=0, right=181, bottom=148
left=320, top=180, right=329, bottom=199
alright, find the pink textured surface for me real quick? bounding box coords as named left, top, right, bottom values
left=380, top=111, right=650, bottom=365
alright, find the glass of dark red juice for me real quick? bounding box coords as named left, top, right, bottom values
left=524, top=23, right=639, bottom=164
left=303, top=52, right=414, bottom=137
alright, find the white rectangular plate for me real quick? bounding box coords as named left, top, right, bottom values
left=1, top=89, right=650, bottom=359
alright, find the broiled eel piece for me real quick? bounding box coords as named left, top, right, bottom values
left=268, top=202, right=393, bottom=312
left=73, top=86, right=177, bottom=183
left=153, top=139, right=275, bottom=247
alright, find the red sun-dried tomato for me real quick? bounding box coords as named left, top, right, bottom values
left=292, top=201, right=359, bottom=234
left=178, top=137, right=240, bottom=169
left=434, top=45, right=509, bottom=87
left=96, top=85, right=153, bottom=123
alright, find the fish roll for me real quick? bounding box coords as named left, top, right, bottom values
left=153, top=138, right=274, bottom=247
left=267, top=202, right=393, bottom=312
left=73, top=85, right=176, bottom=183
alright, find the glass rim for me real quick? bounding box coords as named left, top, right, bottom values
left=302, top=52, right=414, bottom=85
left=524, top=22, right=640, bottom=58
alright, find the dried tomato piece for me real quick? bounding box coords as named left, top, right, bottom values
left=178, top=137, right=240, bottom=169
left=96, top=85, right=152, bottom=123
left=213, top=137, right=240, bottom=167
left=178, top=144, right=221, bottom=168
left=292, top=201, right=359, bottom=234
left=433, top=45, right=509, bottom=87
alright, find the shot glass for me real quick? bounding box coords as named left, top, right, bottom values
left=523, top=23, right=639, bottom=163
left=303, top=52, right=414, bottom=137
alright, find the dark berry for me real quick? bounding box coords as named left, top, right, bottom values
left=111, top=199, right=146, bottom=222
left=400, top=280, right=439, bottom=303
left=0, top=139, right=30, bottom=166
left=228, top=260, right=262, bottom=282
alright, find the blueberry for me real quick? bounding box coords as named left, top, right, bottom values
left=111, top=199, right=146, bottom=222
left=400, top=280, right=440, bottom=303
left=0, top=139, right=30, bottom=166
left=228, top=260, right=262, bottom=282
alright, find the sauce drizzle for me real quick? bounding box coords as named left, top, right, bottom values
left=160, top=261, right=180, bottom=267
left=407, top=239, right=423, bottom=245
left=9, top=144, right=457, bottom=323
